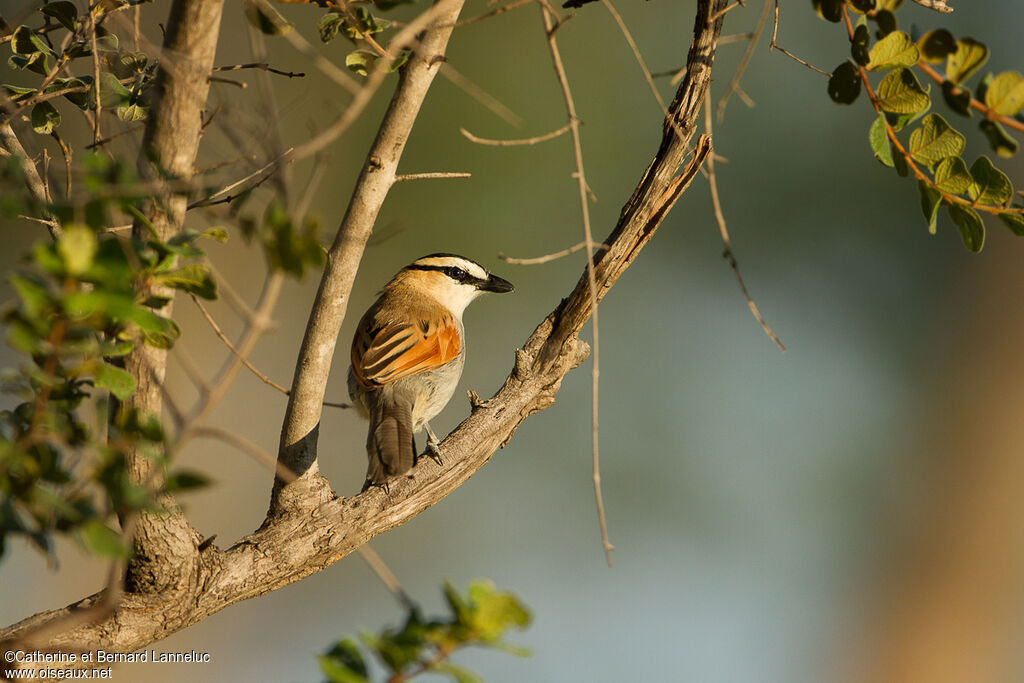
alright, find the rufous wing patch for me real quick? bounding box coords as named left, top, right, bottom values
left=352, top=313, right=460, bottom=388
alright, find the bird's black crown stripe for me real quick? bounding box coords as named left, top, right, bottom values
left=405, top=263, right=487, bottom=286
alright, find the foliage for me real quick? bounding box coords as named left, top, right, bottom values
left=817, top=0, right=1024, bottom=252
left=0, top=2, right=325, bottom=563
left=4, top=1, right=157, bottom=131
left=319, top=581, right=532, bottom=683
left=0, top=155, right=217, bottom=561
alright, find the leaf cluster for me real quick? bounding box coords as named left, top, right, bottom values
left=1, top=155, right=217, bottom=562
left=4, top=1, right=158, bottom=135
left=817, top=0, right=1024, bottom=251
left=319, top=581, right=532, bottom=683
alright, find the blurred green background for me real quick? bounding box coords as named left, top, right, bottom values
left=3, top=0, right=1024, bottom=681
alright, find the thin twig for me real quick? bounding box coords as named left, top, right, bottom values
left=538, top=1, right=613, bottom=567
left=290, top=2, right=454, bottom=162
left=917, top=62, right=1024, bottom=134
left=191, top=426, right=298, bottom=483
left=208, top=76, right=246, bottom=89
left=499, top=240, right=608, bottom=265
left=90, top=11, right=102, bottom=146
left=190, top=294, right=286, bottom=394
left=601, top=1, right=666, bottom=113
left=770, top=0, right=831, bottom=77
left=0, top=123, right=61, bottom=239
left=212, top=62, right=306, bottom=78
left=356, top=545, right=418, bottom=612
left=293, top=152, right=329, bottom=222
left=717, top=0, right=771, bottom=121
left=459, top=122, right=572, bottom=146
left=84, top=125, right=146, bottom=150
left=440, top=63, right=524, bottom=128
left=709, top=0, right=746, bottom=25
left=190, top=294, right=351, bottom=409
left=393, top=172, right=471, bottom=182
left=187, top=147, right=295, bottom=209
left=171, top=345, right=212, bottom=394
left=275, top=3, right=361, bottom=95
left=456, top=0, right=533, bottom=26
left=703, top=97, right=785, bottom=351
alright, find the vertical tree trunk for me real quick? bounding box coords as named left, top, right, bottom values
left=124, top=0, right=226, bottom=594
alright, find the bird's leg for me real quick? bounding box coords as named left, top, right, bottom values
left=423, top=422, right=444, bottom=466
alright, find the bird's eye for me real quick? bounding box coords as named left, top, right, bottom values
left=444, top=267, right=469, bottom=282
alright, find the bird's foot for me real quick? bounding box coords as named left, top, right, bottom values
left=424, top=422, right=444, bottom=466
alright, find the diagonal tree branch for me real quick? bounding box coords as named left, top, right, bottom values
left=1, top=0, right=726, bottom=662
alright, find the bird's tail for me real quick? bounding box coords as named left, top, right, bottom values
left=364, top=397, right=416, bottom=489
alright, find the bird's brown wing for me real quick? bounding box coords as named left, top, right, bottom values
left=351, top=312, right=460, bottom=388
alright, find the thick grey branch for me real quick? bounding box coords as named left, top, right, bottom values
left=271, top=0, right=467, bottom=516
left=1, top=0, right=725, bottom=662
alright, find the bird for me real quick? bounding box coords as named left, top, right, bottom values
left=348, top=253, right=514, bottom=489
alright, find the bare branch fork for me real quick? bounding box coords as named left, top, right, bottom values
left=1, top=0, right=727, bottom=657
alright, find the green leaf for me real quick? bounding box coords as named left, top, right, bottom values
left=874, top=0, right=904, bottom=10
left=40, top=1, right=79, bottom=31
left=946, top=38, right=988, bottom=84
left=11, top=26, right=53, bottom=56
left=979, top=120, right=1018, bottom=158
left=154, top=264, right=217, bottom=299
left=116, top=103, right=148, bottom=122
left=872, top=9, right=896, bottom=38
left=199, top=227, right=228, bottom=243
left=941, top=80, right=972, bottom=117
left=967, top=156, right=1013, bottom=206
left=867, top=30, right=918, bottom=71
left=345, top=49, right=378, bottom=77
left=319, top=11, right=346, bottom=43
left=851, top=24, right=870, bottom=66
left=164, top=469, right=211, bottom=492
left=92, top=361, right=136, bottom=400
left=917, top=29, right=955, bottom=64
left=30, top=101, right=61, bottom=135
left=243, top=0, right=292, bottom=35
left=129, top=309, right=181, bottom=349
left=10, top=273, right=53, bottom=318
left=97, top=72, right=131, bottom=108
left=947, top=204, right=984, bottom=252
left=875, top=68, right=929, bottom=114
left=812, top=0, right=843, bottom=23
left=997, top=211, right=1024, bottom=236
left=918, top=180, right=942, bottom=234
left=827, top=61, right=861, bottom=105
left=3, top=84, right=37, bottom=102
left=869, top=114, right=893, bottom=167
left=318, top=654, right=369, bottom=683
left=907, top=113, right=965, bottom=167
left=933, top=157, right=973, bottom=194
left=983, top=71, right=1024, bottom=117
left=58, top=225, right=98, bottom=276
left=80, top=518, right=132, bottom=558
left=849, top=0, right=875, bottom=12
left=466, top=580, right=532, bottom=642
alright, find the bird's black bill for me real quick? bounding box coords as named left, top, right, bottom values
left=479, top=274, right=514, bottom=293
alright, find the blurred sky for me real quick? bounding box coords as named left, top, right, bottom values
left=3, top=1, right=1024, bottom=681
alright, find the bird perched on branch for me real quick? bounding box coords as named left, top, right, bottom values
left=348, top=254, right=514, bottom=489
